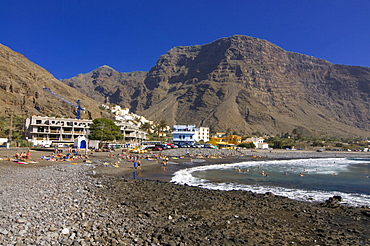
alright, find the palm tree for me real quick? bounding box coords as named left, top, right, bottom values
left=153, top=120, right=167, bottom=141
left=140, top=122, right=152, bottom=133
left=159, top=120, right=167, bottom=134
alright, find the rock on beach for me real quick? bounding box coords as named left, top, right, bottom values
left=0, top=148, right=369, bottom=245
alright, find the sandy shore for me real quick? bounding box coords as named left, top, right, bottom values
left=0, top=148, right=369, bottom=245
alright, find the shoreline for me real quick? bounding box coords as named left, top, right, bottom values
left=1, top=148, right=369, bottom=244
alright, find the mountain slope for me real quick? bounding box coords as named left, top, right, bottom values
left=63, top=35, right=369, bottom=138
left=0, top=43, right=109, bottom=119
left=62, top=65, right=147, bottom=107
left=139, top=36, right=370, bottom=137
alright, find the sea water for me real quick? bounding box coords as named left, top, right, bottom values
left=171, top=158, right=370, bottom=207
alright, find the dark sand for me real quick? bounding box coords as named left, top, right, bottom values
left=1, top=148, right=369, bottom=245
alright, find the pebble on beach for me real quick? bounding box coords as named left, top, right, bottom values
left=0, top=148, right=369, bottom=245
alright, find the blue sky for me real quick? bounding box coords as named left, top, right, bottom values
left=1, top=0, right=370, bottom=79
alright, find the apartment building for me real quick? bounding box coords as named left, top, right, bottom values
left=194, top=126, right=210, bottom=143
left=24, top=116, right=148, bottom=147
left=116, top=122, right=148, bottom=144
left=172, top=125, right=210, bottom=145
left=23, top=116, right=92, bottom=147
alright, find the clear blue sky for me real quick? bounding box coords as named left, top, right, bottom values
left=1, top=0, right=370, bottom=79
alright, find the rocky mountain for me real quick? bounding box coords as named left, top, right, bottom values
left=0, top=43, right=109, bottom=120
left=63, top=35, right=370, bottom=138
left=62, top=65, right=147, bottom=108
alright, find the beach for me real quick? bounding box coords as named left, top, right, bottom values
left=0, top=148, right=369, bottom=245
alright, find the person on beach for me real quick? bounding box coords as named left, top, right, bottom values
left=25, top=151, right=31, bottom=160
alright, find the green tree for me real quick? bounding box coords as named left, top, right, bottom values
left=159, top=120, right=167, bottom=133
left=154, top=120, right=167, bottom=140
left=0, top=115, right=25, bottom=140
left=88, top=118, right=123, bottom=141
left=238, top=142, right=256, bottom=148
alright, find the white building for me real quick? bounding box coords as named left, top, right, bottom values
left=0, top=138, right=8, bottom=145
left=172, top=125, right=210, bottom=145
left=244, top=137, right=269, bottom=149
left=116, top=122, right=147, bottom=144
left=23, top=116, right=92, bottom=147
left=194, top=126, right=210, bottom=143
left=172, top=125, right=196, bottom=145
left=102, top=104, right=151, bottom=127
left=24, top=116, right=147, bottom=147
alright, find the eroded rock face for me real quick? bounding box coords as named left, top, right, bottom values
left=63, top=35, right=369, bottom=137
left=140, top=36, right=370, bottom=137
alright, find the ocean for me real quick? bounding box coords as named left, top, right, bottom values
left=170, top=158, right=370, bottom=207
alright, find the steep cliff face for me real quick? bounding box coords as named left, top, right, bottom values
left=0, top=44, right=108, bottom=119
left=138, top=35, right=369, bottom=137
left=59, top=35, right=370, bottom=137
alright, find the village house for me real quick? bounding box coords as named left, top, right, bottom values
left=243, top=137, right=269, bottom=149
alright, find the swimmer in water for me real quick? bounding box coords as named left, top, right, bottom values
left=299, top=173, right=304, bottom=177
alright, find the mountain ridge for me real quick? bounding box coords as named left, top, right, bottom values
left=1, top=35, right=369, bottom=138
left=63, top=35, right=370, bottom=138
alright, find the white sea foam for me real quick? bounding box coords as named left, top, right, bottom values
left=171, top=158, right=370, bottom=207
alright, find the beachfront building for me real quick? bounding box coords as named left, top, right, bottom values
left=172, top=125, right=210, bottom=145
left=24, top=116, right=148, bottom=147
left=23, top=116, right=92, bottom=147
left=226, top=135, right=242, bottom=145
left=207, top=136, right=227, bottom=146
left=172, top=125, right=196, bottom=145
left=243, top=137, right=269, bottom=149
left=194, top=126, right=210, bottom=143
